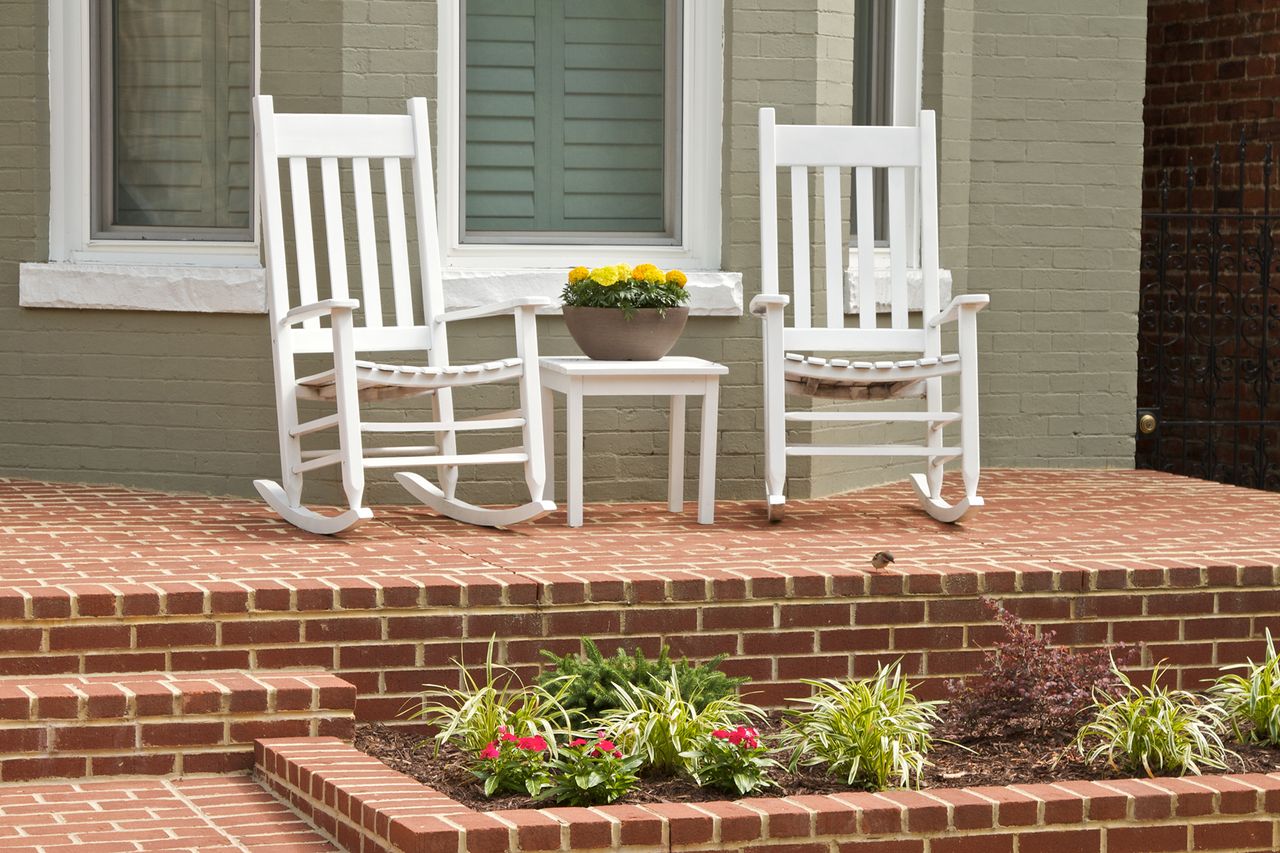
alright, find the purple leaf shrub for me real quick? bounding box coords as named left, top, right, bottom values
left=946, top=600, right=1129, bottom=740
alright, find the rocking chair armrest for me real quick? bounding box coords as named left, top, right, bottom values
left=281, top=298, right=360, bottom=327
left=435, top=296, right=552, bottom=325
left=927, top=294, right=990, bottom=328
left=749, top=293, right=790, bottom=317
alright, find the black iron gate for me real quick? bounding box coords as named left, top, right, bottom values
left=1137, top=136, right=1280, bottom=490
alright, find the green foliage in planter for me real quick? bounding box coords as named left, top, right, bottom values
left=561, top=263, right=690, bottom=318
left=408, top=638, right=574, bottom=755
left=537, top=638, right=748, bottom=726
left=1075, top=660, right=1235, bottom=777
left=537, top=735, right=643, bottom=806
left=1211, top=630, right=1280, bottom=746
left=781, top=661, right=945, bottom=791
left=599, top=669, right=765, bottom=775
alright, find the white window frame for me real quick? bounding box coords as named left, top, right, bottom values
left=24, top=1, right=266, bottom=315
left=846, top=0, right=944, bottom=314
left=435, top=0, right=723, bottom=272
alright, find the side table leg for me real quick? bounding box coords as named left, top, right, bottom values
left=567, top=382, right=584, bottom=527
left=541, top=386, right=556, bottom=504
left=668, top=394, right=686, bottom=513
left=697, top=378, right=720, bottom=524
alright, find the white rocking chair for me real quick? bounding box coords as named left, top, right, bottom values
left=252, top=96, right=554, bottom=534
left=753, top=108, right=988, bottom=523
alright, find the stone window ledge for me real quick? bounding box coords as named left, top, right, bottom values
left=19, top=263, right=744, bottom=318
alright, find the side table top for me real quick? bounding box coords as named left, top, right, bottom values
left=539, top=356, right=729, bottom=378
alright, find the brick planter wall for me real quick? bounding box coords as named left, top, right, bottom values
left=257, top=737, right=1280, bottom=853
left=4, top=564, right=1275, bottom=721
left=0, top=671, right=355, bottom=781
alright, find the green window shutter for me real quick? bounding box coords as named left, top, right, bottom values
left=108, top=0, right=253, bottom=235
left=463, top=0, right=671, bottom=238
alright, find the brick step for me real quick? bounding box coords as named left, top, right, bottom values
left=0, top=670, right=355, bottom=782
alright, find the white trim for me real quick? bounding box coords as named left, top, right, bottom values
left=441, top=269, right=742, bottom=317
left=844, top=259, right=951, bottom=314
left=435, top=0, right=724, bottom=271
left=46, top=1, right=263, bottom=272
left=893, top=0, right=924, bottom=262
left=18, top=262, right=267, bottom=313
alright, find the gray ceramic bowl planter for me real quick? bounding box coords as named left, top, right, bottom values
left=562, top=306, right=690, bottom=360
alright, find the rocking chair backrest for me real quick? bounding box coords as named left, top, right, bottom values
left=254, top=96, right=445, bottom=356
left=758, top=108, right=941, bottom=354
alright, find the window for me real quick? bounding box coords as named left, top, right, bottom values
left=851, top=0, right=923, bottom=262
left=43, top=0, right=260, bottom=270
left=437, top=0, right=723, bottom=270
left=93, top=0, right=254, bottom=241
left=462, top=0, right=679, bottom=244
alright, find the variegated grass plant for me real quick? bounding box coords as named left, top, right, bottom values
left=408, top=638, right=574, bottom=756
left=780, top=661, right=945, bottom=791
left=599, top=667, right=765, bottom=774
left=1074, top=660, right=1234, bottom=777
left=1210, top=629, right=1280, bottom=746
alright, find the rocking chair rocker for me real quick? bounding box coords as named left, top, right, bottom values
left=753, top=108, right=989, bottom=523
left=253, top=96, right=553, bottom=534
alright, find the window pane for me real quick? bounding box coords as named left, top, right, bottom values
left=463, top=0, right=676, bottom=240
left=100, top=0, right=253, bottom=237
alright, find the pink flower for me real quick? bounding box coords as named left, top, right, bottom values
left=501, top=731, right=519, bottom=742
left=479, top=741, right=500, bottom=760
left=568, top=738, right=589, bottom=748
left=518, top=735, right=547, bottom=752
left=612, top=750, right=623, bottom=758
left=592, top=738, right=618, bottom=757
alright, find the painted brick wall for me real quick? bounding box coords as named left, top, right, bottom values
left=0, top=0, right=1146, bottom=507
left=956, top=0, right=1147, bottom=470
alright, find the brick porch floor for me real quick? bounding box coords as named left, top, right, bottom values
left=3, top=468, right=1279, bottom=597
left=0, top=773, right=334, bottom=851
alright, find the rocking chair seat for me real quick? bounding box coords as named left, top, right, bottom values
left=783, top=352, right=959, bottom=400
left=297, top=357, right=524, bottom=402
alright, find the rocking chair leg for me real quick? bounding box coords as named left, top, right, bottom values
left=396, top=472, right=554, bottom=528
left=254, top=479, right=374, bottom=535
left=433, top=389, right=461, bottom=500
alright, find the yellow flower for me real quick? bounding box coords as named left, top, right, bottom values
left=589, top=265, right=621, bottom=287
left=633, top=263, right=665, bottom=284
left=568, top=266, right=589, bottom=284
left=613, top=263, right=632, bottom=282
left=666, top=269, right=688, bottom=287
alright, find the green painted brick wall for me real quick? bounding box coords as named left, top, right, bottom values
left=0, top=0, right=1143, bottom=510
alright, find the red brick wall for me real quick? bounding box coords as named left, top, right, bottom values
left=1144, top=0, right=1280, bottom=209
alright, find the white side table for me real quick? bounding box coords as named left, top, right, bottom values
left=540, top=356, right=730, bottom=527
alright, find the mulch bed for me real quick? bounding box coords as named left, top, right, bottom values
left=354, top=719, right=1280, bottom=813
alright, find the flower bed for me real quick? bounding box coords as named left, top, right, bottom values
left=257, top=737, right=1280, bottom=853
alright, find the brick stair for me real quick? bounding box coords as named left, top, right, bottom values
left=0, top=670, right=356, bottom=782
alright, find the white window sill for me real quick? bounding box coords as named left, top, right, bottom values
left=443, top=269, right=744, bottom=317
left=845, top=259, right=953, bottom=314
left=19, top=262, right=268, bottom=314
left=18, top=263, right=746, bottom=318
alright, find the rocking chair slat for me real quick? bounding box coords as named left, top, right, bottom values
left=382, top=157, right=415, bottom=327
left=789, top=166, right=811, bottom=328
left=351, top=157, right=383, bottom=327
left=362, top=451, right=528, bottom=469
left=854, top=165, right=876, bottom=329
left=823, top=166, right=844, bottom=329
left=887, top=166, right=909, bottom=329
left=319, top=157, right=350, bottom=300
left=288, top=157, right=320, bottom=328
